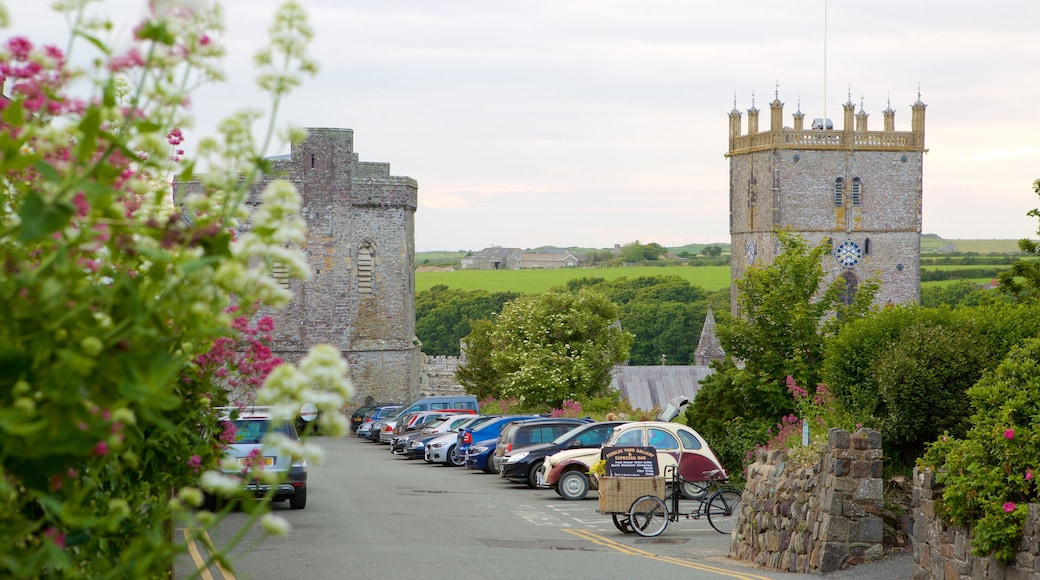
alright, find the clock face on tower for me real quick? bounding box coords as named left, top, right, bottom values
left=835, top=240, right=862, bottom=269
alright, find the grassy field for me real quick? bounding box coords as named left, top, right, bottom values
left=926, top=239, right=1025, bottom=254
left=416, top=266, right=732, bottom=294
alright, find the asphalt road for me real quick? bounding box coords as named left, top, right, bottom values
left=176, top=433, right=912, bottom=580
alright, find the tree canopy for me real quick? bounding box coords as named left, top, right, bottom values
left=456, top=289, right=633, bottom=411
left=686, top=231, right=878, bottom=473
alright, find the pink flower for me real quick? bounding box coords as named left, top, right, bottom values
left=93, top=441, right=109, bottom=456
left=6, top=37, right=33, bottom=60
left=1027, top=468, right=1033, bottom=481
left=1004, top=428, right=1015, bottom=440
left=1003, top=502, right=1016, bottom=513
left=187, top=455, right=202, bottom=473
left=44, top=527, right=65, bottom=549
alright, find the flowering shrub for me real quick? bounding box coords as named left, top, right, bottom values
left=0, top=1, right=350, bottom=577
left=918, top=338, right=1040, bottom=564
left=753, top=377, right=850, bottom=467
left=549, top=398, right=585, bottom=418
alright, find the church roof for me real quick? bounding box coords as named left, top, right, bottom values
left=610, top=365, right=714, bottom=412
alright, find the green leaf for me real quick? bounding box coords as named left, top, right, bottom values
left=17, top=191, right=74, bottom=241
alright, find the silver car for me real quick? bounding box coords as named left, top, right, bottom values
left=209, top=407, right=308, bottom=510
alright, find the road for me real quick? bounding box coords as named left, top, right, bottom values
left=176, top=434, right=911, bottom=580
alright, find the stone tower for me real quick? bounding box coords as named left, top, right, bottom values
left=254, top=128, right=420, bottom=402
left=726, top=90, right=927, bottom=314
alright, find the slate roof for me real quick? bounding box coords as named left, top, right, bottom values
left=610, top=365, right=715, bottom=412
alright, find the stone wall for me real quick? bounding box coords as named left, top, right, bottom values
left=912, top=468, right=1040, bottom=579
left=730, top=428, right=885, bottom=574
left=418, top=355, right=467, bottom=396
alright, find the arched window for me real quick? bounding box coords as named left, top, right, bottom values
left=358, top=240, right=375, bottom=294
left=839, top=271, right=859, bottom=306
left=834, top=177, right=845, bottom=206
left=851, top=177, right=862, bottom=206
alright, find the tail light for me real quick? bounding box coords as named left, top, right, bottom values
left=383, top=425, right=393, bottom=432
left=506, top=443, right=513, bottom=452
left=462, top=431, right=471, bottom=444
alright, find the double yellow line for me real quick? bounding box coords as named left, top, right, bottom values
left=178, top=528, right=236, bottom=580
left=564, top=529, right=771, bottom=580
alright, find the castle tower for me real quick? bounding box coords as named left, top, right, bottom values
left=726, top=90, right=927, bottom=314
left=260, top=128, right=420, bottom=402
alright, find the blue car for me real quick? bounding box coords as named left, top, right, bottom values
left=464, top=438, right=499, bottom=472
left=455, top=415, right=539, bottom=472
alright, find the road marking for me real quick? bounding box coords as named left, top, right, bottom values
left=564, top=529, right=772, bottom=580
left=178, top=528, right=235, bottom=580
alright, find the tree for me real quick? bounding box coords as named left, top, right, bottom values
left=701, top=244, right=723, bottom=257
left=686, top=230, right=877, bottom=471
left=415, top=285, right=519, bottom=355
left=456, top=289, right=633, bottom=410
left=822, top=302, right=1040, bottom=470
left=997, top=179, right=1040, bottom=301
left=0, top=2, right=351, bottom=577
left=619, top=240, right=667, bottom=262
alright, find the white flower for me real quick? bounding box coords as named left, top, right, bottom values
left=200, top=471, right=240, bottom=495
left=261, top=514, right=291, bottom=536
left=178, top=487, right=204, bottom=507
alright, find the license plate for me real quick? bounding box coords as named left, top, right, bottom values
left=240, top=457, right=274, bottom=467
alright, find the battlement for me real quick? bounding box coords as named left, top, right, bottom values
left=727, top=92, right=926, bottom=156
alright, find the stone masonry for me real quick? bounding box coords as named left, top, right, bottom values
left=727, top=91, right=927, bottom=314
left=730, top=428, right=885, bottom=574
left=181, top=128, right=422, bottom=403
left=912, top=468, right=1040, bottom=579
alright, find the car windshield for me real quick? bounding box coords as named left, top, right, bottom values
left=553, top=423, right=614, bottom=446
left=228, top=419, right=294, bottom=444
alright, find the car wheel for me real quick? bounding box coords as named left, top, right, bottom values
left=448, top=445, right=465, bottom=467
left=289, top=487, right=307, bottom=510
left=527, top=463, right=546, bottom=488
left=558, top=470, right=590, bottom=501
left=484, top=456, right=499, bottom=474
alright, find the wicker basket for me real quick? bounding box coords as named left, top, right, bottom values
left=597, top=476, right=666, bottom=514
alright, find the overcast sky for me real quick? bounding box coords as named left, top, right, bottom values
left=9, top=1, right=1040, bottom=251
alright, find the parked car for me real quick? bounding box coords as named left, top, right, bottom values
left=500, top=420, right=626, bottom=488
left=386, top=409, right=475, bottom=444
left=490, top=417, right=593, bottom=474
left=456, top=415, right=541, bottom=473
left=543, top=419, right=724, bottom=501
left=208, top=407, right=308, bottom=510
left=395, top=414, right=488, bottom=459
left=453, top=415, right=534, bottom=466
left=464, top=437, right=500, bottom=473
left=371, top=394, right=479, bottom=444
left=541, top=396, right=713, bottom=501
left=350, top=402, right=396, bottom=432
left=356, top=405, right=400, bottom=440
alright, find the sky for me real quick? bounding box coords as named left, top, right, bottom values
left=8, top=1, right=1040, bottom=251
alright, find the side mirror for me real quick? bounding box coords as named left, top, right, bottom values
left=655, top=396, right=690, bottom=422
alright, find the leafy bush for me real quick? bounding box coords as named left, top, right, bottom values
left=918, top=338, right=1040, bottom=564
left=0, top=2, right=351, bottom=576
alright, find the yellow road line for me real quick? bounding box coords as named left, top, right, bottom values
left=180, top=528, right=215, bottom=580
left=564, top=529, right=773, bottom=580
left=177, top=528, right=235, bottom=580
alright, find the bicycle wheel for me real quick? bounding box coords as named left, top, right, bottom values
left=611, top=514, right=633, bottom=534
left=629, top=495, right=669, bottom=537
left=706, top=488, right=742, bottom=534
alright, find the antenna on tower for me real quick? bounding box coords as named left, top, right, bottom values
left=823, top=0, right=828, bottom=127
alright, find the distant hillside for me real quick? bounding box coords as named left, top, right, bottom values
left=921, top=234, right=1025, bottom=254
left=416, top=236, right=1030, bottom=266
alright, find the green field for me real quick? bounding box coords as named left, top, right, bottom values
left=416, top=266, right=732, bottom=294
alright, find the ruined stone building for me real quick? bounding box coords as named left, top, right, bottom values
left=727, top=90, right=927, bottom=313
left=192, top=128, right=421, bottom=403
